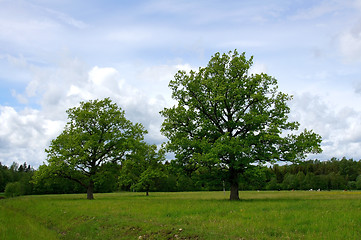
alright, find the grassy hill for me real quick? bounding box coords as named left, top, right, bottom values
left=1, top=191, right=360, bottom=239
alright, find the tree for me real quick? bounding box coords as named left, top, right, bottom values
left=240, top=166, right=267, bottom=190
left=135, top=167, right=167, bottom=196
left=356, top=175, right=361, bottom=190
left=160, top=50, right=322, bottom=200
left=93, top=162, right=121, bottom=193
left=266, top=177, right=280, bottom=190
left=0, top=163, right=7, bottom=192
left=33, top=98, right=146, bottom=199
left=282, top=173, right=297, bottom=190
left=119, top=143, right=167, bottom=195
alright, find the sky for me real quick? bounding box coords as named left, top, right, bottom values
left=1, top=0, right=361, bottom=168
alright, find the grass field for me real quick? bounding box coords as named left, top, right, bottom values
left=1, top=191, right=360, bottom=239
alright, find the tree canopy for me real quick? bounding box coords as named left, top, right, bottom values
left=33, top=98, right=147, bottom=199
left=160, top=50, right=322, bottom=200
left=119, top=142, right=167, bottom=196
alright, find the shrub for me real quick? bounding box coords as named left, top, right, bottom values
left=347, top=181, right=357, bottom=190
left=5, top=182, right=24, bottom=198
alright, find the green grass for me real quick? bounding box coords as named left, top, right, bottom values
left=1, top=191, right=361, bottom=239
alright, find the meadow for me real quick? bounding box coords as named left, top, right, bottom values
left=1, top=191, right=360, bottom=240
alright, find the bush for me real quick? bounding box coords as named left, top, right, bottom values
left=266, top=177, right=280, bottom=190
left=347, top=181, right=357, bottom=190
left=5, top=182, right=24, bottom=198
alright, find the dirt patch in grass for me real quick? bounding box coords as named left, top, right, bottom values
left=138, top=228, right=200, bottom=240
left=123, top=226, right=142, bottom=235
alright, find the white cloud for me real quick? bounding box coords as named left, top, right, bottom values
left=0, top=2, right=63, bottom=49
left=289, top=93, right=361, bottom=160
left=138, top=64, right=193, bottom=83
left=2, top=0, right=361, bottom=167
left=332, top=0, right=361, bottom=62
left=0, top=106, right=63, bottom=166
left=88, top=66, right=124, bottom=90
left=44, top=8, right=87, bottom=29
left=0, top=55, right=188, bottom=167
left=249, top=62, right=268, bottom=75
left=290, top=1, right=343, bottom=20
left=11, top=90, right=28, bottom=104
left=4, top=51, right=361, bottom=167
left=338, top=24, right=361, bottom=62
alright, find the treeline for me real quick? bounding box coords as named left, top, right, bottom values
left=264, top=158, right=361, bottom=191
left=1, top=157, right=361, bottom=197
left=0, top=162, right=35, bottom=197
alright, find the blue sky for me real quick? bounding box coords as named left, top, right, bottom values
left=1, top=0, right=361, bottom=167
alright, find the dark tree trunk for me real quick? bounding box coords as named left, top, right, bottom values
left=229, top=167, right=240, bottom=200
left=87, top=181, right=94, bottom=200
left=146, top=190, right=149, bottom=196
left=230, top=183, right=239, bottom=200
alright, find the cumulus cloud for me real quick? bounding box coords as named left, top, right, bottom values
left=333, top=1, right=361, bottom=62
left=0, top=53, right=194, bottom=167
left=3, top=52, right=361, bottom=167
left=0, top=106, right=63, bottom=166
left=2, top=0, right=361, bottom=168
left=289, top=92, right=361, bottom=160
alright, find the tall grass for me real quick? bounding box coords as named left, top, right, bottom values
left=1, top=191, right=360, bottom=239
left=0, top=203, right=58, bottom=239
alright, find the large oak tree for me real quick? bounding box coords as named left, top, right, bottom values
left=35, top=98, right=146, bottom=199
left=160, top=50, right=322, bottom=200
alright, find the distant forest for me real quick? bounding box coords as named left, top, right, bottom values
left=1, top=157, right=361, bottom=197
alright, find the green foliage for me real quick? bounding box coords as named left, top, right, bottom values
left=281, top=173, right=298, bottom=190
left=0, top=162, right=33, bottom=192
left=0, top=164, right=9, bottom=192
left=240, top=166, right=268, bottom=190
left=0, top=162, right=34, bottom=197
left=135, top=168, right=167, bottom=195
left=161, top=50, right=322, bottom=200
left=119, top=143, right=167, bottom=195
left=266, top=177, right=280, bottom=190
left=2, top=157, right=360, bottom=195
left=5, top=182, right=24, bottom=198
left=266, top=158, right=361, bottom=190
left=93, top=162, right=121, bottom=193
left=31, top=164, right=85, bottom=194
left=356, top=175, right=361, bottom=190
left=33, top=98, right=147, bottom=199
left=176, top=174, right=195, bottom=191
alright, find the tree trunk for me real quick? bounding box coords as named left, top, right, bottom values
left=146, top=190, right=149, bottom=196
left=229, top=167, right=240, bottom=200
left=230, top=182, right=239, bottom=200
left=87, top=181, right=94, bottom=200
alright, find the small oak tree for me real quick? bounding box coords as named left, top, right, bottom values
left=119, top=143, right=166, bottom=196
left=160, top=50, right=322, bottom=200
left=34, top=98, right=146, bottom=199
